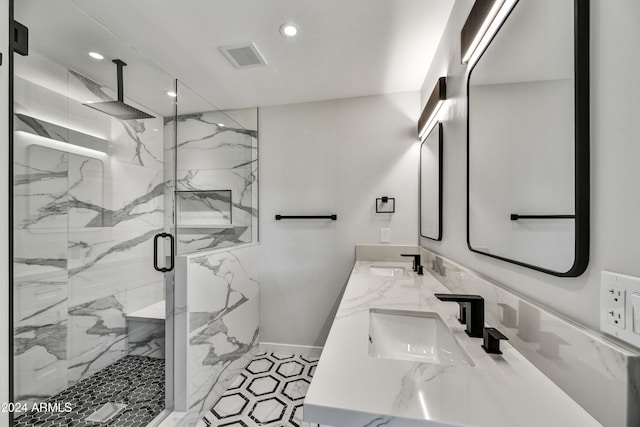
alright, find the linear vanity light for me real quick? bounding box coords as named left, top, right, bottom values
left=418, top=77, right=446, bottom=140
left=460, top=0, right=517, bottom=65
left=15, top=113, right=109, bottom=157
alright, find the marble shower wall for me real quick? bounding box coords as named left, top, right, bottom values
left=174, top=244, right=260, bottom=426
left=13, top=52, right=166, bottom=405
left=165, top=109, right=258, bottom=254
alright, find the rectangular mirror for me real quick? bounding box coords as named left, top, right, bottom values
left=467, top=0, right=589, bottom=276
left=420, top=122, right=443, bottom=241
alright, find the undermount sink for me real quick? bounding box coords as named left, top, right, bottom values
left=368, top=308, right=474, bottom=367
left=370, top=265, right=408, bottom=277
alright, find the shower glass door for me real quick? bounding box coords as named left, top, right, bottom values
left=11, top=1, right=176, bottom=425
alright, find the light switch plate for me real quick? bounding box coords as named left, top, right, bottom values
left=380, top=228, right=391, bottom=243
left=601, top=271, right=640, bottom=348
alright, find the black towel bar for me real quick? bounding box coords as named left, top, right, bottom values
left=275, top=214, right=337, bottom=220
left=510, top=214, right=575, bottom=221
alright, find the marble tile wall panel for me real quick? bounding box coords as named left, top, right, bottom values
left=13, top=271, right=69, bottom=406
left=67, top=294, right=127, bottom=384
left=168, top=109, right=258, bottom=255
left=406, top=246, right=640, bottom=427
left=67, top=155, right=104, bottom=228
left=13, top=143, right=68, bottom=231
left=174, top=244, right=260, bottom=426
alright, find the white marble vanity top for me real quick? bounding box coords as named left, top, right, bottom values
left=304, top=261, right=601, bottom=427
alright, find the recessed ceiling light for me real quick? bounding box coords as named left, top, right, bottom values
left=166, top=91, right=177, bottom=98
left=88, top=52, right=104, bottom=60
left=280, top=24, right=298, bottom=38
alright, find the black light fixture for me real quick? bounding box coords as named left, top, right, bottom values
left=418, top=77, right=446, bottom=140
left=460, top=0, right=516, bottom=64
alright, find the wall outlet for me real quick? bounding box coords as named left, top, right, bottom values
left=607, top=307, right=625, bottom=329
left=380, top=228, right=391, bottom=243
left=601, top=271, right=640, bottom=347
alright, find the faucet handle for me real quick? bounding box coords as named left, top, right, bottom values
left=482, top=327, right=509, bottom=354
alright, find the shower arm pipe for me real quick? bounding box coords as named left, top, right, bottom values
left=113, top=59, right=126, bottom=102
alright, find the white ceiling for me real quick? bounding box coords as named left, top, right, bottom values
left=19, top=0, right=455, bottom=112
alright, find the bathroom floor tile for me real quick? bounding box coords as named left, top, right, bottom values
left=200, top=352, right=319, bottom=427
left=14, top=355, right=164, bottom=427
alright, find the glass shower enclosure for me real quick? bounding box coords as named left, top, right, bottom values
left=11, top=1, right=177, bottom=425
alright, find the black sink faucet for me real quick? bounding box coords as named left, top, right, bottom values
left=400, top=253, right=423, bottom=275
left=434, top=294, right=484, bottom=338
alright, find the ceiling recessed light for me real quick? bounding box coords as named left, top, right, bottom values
left=280, top=24, right=298, bottom=38
left=88, top=52, right=104, bottom=60
left=166, top=91, right=177, bottom=98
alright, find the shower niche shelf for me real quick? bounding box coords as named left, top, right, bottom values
left=176, top=189, right=233, bottom=228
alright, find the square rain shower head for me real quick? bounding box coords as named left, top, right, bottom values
left=84, top=100, right=155, bottom=120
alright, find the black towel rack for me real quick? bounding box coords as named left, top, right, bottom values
left=510, top=214, right=575, bottom=221
left=275, top=214, right=337, bottom=220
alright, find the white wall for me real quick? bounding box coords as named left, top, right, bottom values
left=2, top=0, right=10, bottom=425
left=420, top=0, right=640, bottom=332
left=259, top=92, right=420, bottom=346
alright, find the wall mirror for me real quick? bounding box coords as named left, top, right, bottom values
left=420, top=122, right=443, bottom=241
left=467, top=0, right=589, bottom=276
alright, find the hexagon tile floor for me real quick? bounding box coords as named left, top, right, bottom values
left=14, top=355, right=165, bottom=427
left=198, top=352, right=320, bottom=427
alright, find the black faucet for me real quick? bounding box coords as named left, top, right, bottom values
left=434, top=294, right=484, bottom=338
left=400, top=253, right=423, bottom=275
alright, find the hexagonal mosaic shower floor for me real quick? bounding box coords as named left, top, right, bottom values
left=199, top=352, right=319, bottom=427
left=14, top=356, right=164, bottom=427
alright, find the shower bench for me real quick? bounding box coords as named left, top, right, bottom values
left=125, top=300, right=166, bottom=359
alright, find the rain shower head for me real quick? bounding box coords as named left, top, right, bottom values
left=84, top=59, right=155, bottom=120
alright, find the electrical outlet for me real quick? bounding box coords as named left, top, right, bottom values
left=380, top=228, right=391, bottom=243
left=607, top=307, right=625, bottom=329
left=601, top=271, right=640, bottom=348
left=606, top=287, right=625, bottom=308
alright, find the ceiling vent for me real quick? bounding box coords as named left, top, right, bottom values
left=219, top=42, right=267, bottom=68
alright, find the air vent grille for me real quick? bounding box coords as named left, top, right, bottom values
left=219, top=42, right=267, bottom=68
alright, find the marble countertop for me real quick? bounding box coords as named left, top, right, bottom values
left=303, top=261, right=601, bottom=427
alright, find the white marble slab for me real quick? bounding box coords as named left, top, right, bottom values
left=416, top=247, right=640, bottom=427
left=174, top=244, right=260, bottom=426
left=304, top=259, right=602, bottom=427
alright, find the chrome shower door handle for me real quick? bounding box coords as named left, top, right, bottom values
left=153, top=232, right=175, bottom=272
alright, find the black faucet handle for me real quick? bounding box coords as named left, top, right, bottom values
left=400, top=253, right=421, bottom=272
left=482, top=327, right=509, bottom=354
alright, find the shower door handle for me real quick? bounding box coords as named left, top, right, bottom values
left=153, top=232, right=175, bottom=272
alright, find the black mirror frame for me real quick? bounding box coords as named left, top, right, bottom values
left=420, top=122, right=443, bottom=241
left=466, top=0, right=590, bottom=277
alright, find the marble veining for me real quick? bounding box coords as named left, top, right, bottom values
left=416, top=246, right=640, bottom=427
left=174, top=244, right=260, bottom=426
left=14, top=53, right=167, bottom=406
left=167, top=109, right=258, bottom=254
left=304, top=258, right=601, bottom=427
